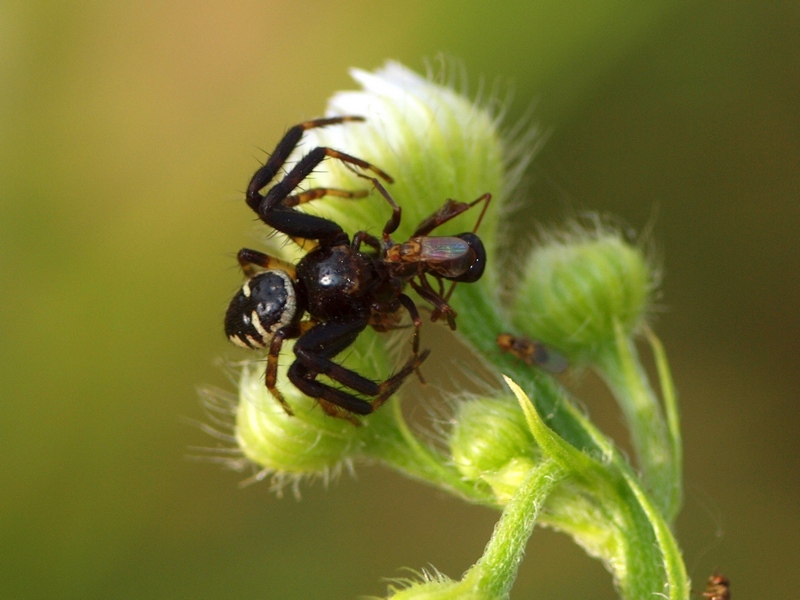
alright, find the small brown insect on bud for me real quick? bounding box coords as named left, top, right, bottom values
left=496, top=333, right=568, bottom=374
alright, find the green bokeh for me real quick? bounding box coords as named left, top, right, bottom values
left=2, top=2, right=797, bottom=598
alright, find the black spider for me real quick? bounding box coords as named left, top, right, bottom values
left=225, top=117, right=489, bottom=420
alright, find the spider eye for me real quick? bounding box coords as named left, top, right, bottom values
left=225, top=271, right=296, bottom=348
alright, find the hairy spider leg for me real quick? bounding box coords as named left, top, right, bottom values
left=246, top=118, right=393, bottom=245
left=281, top=188, right=374, bottom=251
left=288, top=352, right=430, bottom=421
left=411, top=193, right=492, bottom=237
left=246, top=116, right=368, bottom=200
left=262, top=321, right=317, bottom=416
left=288, top=319, right=429, bottom=419
left=236, top=248, right=297, bottom=278
left=264, top=326, right=297, bottom=416
left=351, top=230, right=382, bottom=253
left=251, top=118, right=365, bottom=184
left=340, top=168, right=402, bottom=243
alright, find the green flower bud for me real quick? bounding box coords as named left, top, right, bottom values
left=449, top=397, right=539, bottom=503
left=235, top=361, right=364, bottom=482
left=511, top=223, right=655, bottom=363
left=294, top=61, right=510, bottom=265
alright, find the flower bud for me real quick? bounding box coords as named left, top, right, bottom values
left=511, top=224, right=655, bottom=363
left=235, top=361, right=363, bottom=479
left=449, top=397, right=539, bottom=503
left=298, top=61, right=506, bottom=253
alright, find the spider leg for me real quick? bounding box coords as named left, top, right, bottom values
left=249, top=150, right=392, bottom=243
left=246, top=116, right=366, bottom=200
left=412, top=193, right=492, bottom=237
left=282, top=187, right=368, bottom=208
left=245, top=116, right=393, bottom=244
left=343, top=169, right=402, bottom=241
left=237, top=248, right=296, bottom=278
left=281, top=188, right=369, bottom=252
left=289, top=319, right=429, bottom=417
left=352, top=230, right=382, bottom=253
left=264, top=326, right=296, bottom=416
left=288, top=362, right=374, bottom=418
left=293, top=320, right=375, bottom=388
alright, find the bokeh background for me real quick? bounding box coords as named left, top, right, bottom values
left=2, top=2, right=798, bottom=598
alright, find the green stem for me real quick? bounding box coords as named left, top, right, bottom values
left=363, top=399, right=497, bottom=507
left=644, top=324, right=683, bottom=519
left=620, top=469, right=690, bottom=600
left=594, top=320, right=678, bottom=520
left=467, top=460, right=565, bottom=597
left=506, top=375, right=689, bottom=600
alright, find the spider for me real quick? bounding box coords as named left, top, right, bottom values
left=225, top=116, right=490, bottom=420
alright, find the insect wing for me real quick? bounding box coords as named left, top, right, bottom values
left=420, top=236, right=470, bottom=261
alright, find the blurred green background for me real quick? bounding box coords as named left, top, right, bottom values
left=2, top=1, right=798, bottom=598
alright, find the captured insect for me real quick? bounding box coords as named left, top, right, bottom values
left=496, top=333, right=568, bottom=374
left=225, top=117, right=490, bottom=420
left=702, top=573, right=730, bottom=600
left=351, top=172, right=490, bottom=332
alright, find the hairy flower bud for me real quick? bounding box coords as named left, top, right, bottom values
left=511, top=223, right=655, bottom=363
left=296, top=61, right=507, bottom=261
left=449, top=397, right=539, bottom=503
left=235, top=361, right=363, bottom=483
